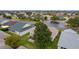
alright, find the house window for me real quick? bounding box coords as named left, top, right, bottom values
left=61, top=47, right=66, bottom=49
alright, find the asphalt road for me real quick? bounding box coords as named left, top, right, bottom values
left=44, top=20, right=67, bottom=30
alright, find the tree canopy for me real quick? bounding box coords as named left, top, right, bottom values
left=3, top=13, right=12, bottom=19
left=44, top=16, right=48, bottom=20
left=51, top=15, right=59, bottom=21
left=5, top=34, right=21, bottom=49
left=67, top=17, right=79, bottom=27
left=33, top=22, right=52, bottom=49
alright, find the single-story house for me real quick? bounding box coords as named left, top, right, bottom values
left=9, top=22, right=35, bottom=36
left=0, top=19, right=18, bottom=30
left=57, top=16, right=65, bottom=20
left=58, top=29, right=79, bottom=49
left=3, top=20, right=18, bottom=26
left=0, top=19, right=10, bottom=24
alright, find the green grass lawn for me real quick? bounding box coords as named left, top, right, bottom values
left=18, top=33, right=34, bottom=48
left=5, top=31, right=19, bottom=35
left=5, top=30, right=61, bottom=49
left=5, top=31, right=34, bottom=49
left=12, top=17, right=37, bottom=23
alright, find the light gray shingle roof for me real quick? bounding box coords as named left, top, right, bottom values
left=58, top=29, right=79, bottom=49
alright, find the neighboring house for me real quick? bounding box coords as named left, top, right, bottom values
left=9, top=22, right=35, bottom=36
left=3, top=20, right=18, bottom=26
left=0, top=19, right=10, bottom=24
left=42, top=15, right=52, bottom=20
left=0, top=31, right=11, bottom=49
left=56, top=12, right=64, bottom=16
left=58, top=16, right=65, bottom=20
left=5, top=13, right=11, bottom=16
left=58, top=29, right=79, bottom=49
left=0, top=15, right=3, bottom=19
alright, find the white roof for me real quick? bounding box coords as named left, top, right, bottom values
left=1, top=25, right=9, bottom=28
left=22, top=24, right=31, bottom=28
left=0, top=20, right=9, bottom=24
left=58, top=29, right=79, bottom=49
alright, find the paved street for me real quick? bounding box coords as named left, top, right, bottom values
left=43, top=19, right=68, bottom=41
left=44, top=20, right=67, bottom=30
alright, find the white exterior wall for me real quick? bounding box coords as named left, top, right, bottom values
left=18, top=27, right=35, bottom=36
left=15, top=31, right=20, bottom=35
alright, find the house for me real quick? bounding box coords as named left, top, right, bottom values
left=58, top=16, right=65, bottom=20
left=58, top=29, right=79, bottom=49
left=4, top=13, right=11, bottom=16
left=9, top=22, right=35, bottom=36
left=0, top=19, right=10, bottom=24
left=3, top=20, right=18, bottom=26
left=56, top=12, right=64, bottom=16
left=0, top=19, right=17, bottom=30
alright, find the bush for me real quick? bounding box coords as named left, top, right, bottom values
left=67, top=17, right=79, bottom=27
left=5, top=34, right=21, bottom=49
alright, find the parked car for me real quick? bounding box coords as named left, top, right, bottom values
left=50, top=20, right=59, bottom=24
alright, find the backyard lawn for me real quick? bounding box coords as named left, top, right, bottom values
left=19, top=33, right=34, bottom=48
left=12, top=17, right=38, bottom=23
left=5, top=31, right=34, bottom=49
left=5, top=30, right=61, bottom=49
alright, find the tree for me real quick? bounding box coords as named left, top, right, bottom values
left=67, top=17, right=79, bottom=27
left=33, top=22, right=52, bottom=49
left=33, top=18, right=40, bottom=22
left=44, top=16, right=48, bottom=20
left=51, top=15, right=59, bottom=21
left=17, top=14, right=26, bottom=19
left=5, top=34, right=21, bottom=49
left=3, top=14, right=12, bottom=19
left=64, top=12, right=67, bottom=16
left=6, top=16, right=12, bottom=19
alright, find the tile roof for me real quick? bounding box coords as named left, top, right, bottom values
left=3, top=20, right=18, bottom=26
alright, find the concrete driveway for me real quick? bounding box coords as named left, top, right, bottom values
left=0, top=31, right=11, bottom=49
